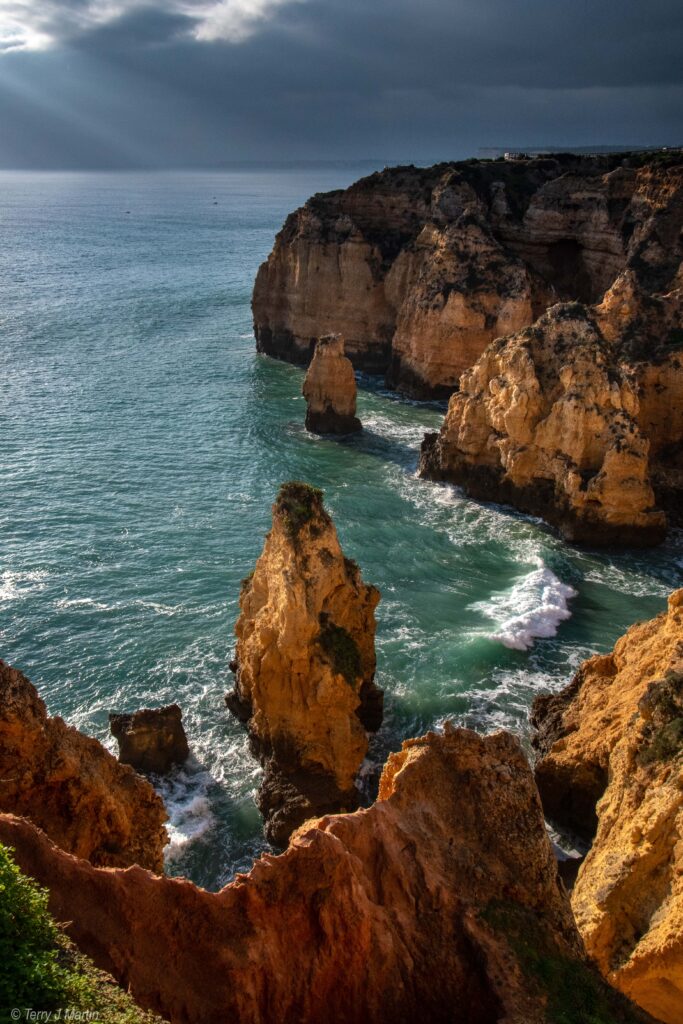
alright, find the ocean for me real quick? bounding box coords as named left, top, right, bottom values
left=1, top=168, right=681, bottom=890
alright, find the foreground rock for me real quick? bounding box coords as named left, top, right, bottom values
left=302, top=334, right=362, bottom=434
left=533, top=590, right=683, bottom=1022
left=0, top=660, right=168, bottom=871
left=226, top=482, right=382, bottom=845
left=0, top=727, right=654, bottom=1024
left=420, top=274, right=682, bottom=545
left=253, top=151, right=682, bottom=398
left=109, top=704, right=190, bottom=774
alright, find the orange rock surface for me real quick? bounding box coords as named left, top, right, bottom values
left=0, top=660, right=168, bottom=872
left=0, top=727, right=654, bottom=1024
left=226, top=482, right=382, bottom=844
left=533, top=591, right=683, bottom=1023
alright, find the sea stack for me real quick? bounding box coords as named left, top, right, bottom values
left=226, top=481, right=382, bottom=845
left=0, top=660, right=168, bottom=872
left=109, top=704, right=190, bottom=774
left=532, top=590, right=683, bottom=1023
left=302, top=334, right=362, bottom=434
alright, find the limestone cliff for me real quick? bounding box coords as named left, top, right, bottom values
left=0, top=660, right=168, bottom=872
left=226, top=482, right=382, bottom=845
left=532, top=591, right=683, bottom=1023
left=302, top=334, right=362, bottom=434
left=253, top=152, right=682, bottom=398
left=0, top=728, right=655, bottom=1024
left=420, top=274, right=683, bottom=545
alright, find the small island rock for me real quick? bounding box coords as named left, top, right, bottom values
left=110, top=704, right=189, bottom=775
left=302, top=334, right=362, bottom=434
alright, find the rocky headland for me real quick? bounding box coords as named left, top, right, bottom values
left=302, top=334, right=362, bottom=434
left=0, top=726, right=655, bottom=1024
left=226, top=482, right=383, bottom=845
left=253, top=152, right=682, bottom=399
left=0, top=660, right=168, bottom=872
left=254, top=151, right=682, bottom=544
left=419, top=271, right=682, bottom=545
left=533, top=590, right=683, bottom=1022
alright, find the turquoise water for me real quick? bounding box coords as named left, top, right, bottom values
left=1, top=170, right=682, bottom=890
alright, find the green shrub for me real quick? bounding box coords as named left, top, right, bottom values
left=0, top=844, right=161, bottom=1023
left=274, top=482, right=324, bottom=540
left=0, top=843, right=77, bottom=1011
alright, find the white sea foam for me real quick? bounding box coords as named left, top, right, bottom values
left=471, top=563, right=577, bottom=651
left=0, top=569, right=51, bottom=603
left=157, top=765, right=217, bottom=864
left=55, top=597, right=111, bottom=611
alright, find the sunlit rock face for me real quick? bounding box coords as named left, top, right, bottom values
left=0, top=727, right=656, bottom=1024
left=0, top=660, right=168, bottom=872
left=302, top=334, right=362, bottom=434
left=419, top=265, right=683, bottom=546
left=253, top=153, right=682, bottom=399
left=533, top=590, right=683, bottom=1024
left=226, top=483, right=382, bottom=845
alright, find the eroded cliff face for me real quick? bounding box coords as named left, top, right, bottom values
left=0, top=660, right=168, bottom=872
left=0, top=727, right=654, bottom=1024
left=226, top=483, right=382, bottom=845
left=302, top=334, right=362, bottom=434
left=419, top=274, right=683, bottom=545
left=532, top=590, right=683, bottom=1023
left=253, top=153, right=682, bottom=398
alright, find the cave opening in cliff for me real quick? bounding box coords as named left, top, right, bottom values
left=547, top=239, right=595, bottom=304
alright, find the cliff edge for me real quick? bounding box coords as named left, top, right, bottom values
left=0, top=660, right=168, bottom=872
left=0, top=727, right=655, bottom=1024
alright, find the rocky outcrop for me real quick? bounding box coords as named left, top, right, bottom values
left=109, top=705, right=189, bottom=775
left=253, top=151, right=682, bottom=398
left=0, top=660, right=168, bottom=872
left=302, top=334, right=362, bottom=434
left=419, top=275, right=683, bottom=545
left=226, top=482, right=382, bottom=845
left=0, top=727, right=655, bottom=1024
left=532, top=590, right=683, bottom=1022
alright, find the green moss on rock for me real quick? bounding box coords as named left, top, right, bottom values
left=318, top=620, right=361, bottom=685
left=481, top=901, right=651, bottom=1024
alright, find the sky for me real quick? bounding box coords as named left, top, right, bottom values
left=0, top=0, right=681, bottom=168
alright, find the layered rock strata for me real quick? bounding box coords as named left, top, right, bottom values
left=110, top=704, right=190, bottom=775
left=302, top=334, right=362, bottom=434
left=532, top=590, right=683, bottom=1022
left=0, top=660, right=168, bottom=872
left=253, top=152, right=682, bottom=398
left=226, top=482, right=383, bottom=845
left=0, top=727, right=655, bottom=1024
left=420, top=273, right=683, bottom=545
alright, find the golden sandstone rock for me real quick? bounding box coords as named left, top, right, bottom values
left=0, top=728, right=655, bottom=1024
left=419, top=284, right=677, bottom=546
left=302, top=334, right=362, bottom=434
left=226, top=483, right=382, bottom=845
left=533, top=591, right=683, bottom=1023
left=0, top=660, right=168, bottom=872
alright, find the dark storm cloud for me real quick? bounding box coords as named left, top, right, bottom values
left=0, top=0, right=681, bottom=168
